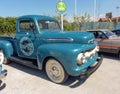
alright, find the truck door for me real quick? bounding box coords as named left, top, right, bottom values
left=16, top=19, right=38, bottom=59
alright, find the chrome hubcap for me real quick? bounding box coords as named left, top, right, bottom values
left=50, top=66, right=60, bottom=77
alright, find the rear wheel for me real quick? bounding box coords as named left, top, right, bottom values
left=0, top=50, right=10, bottom=65
left=45, top=59, right=69, bottom=84
left=3, top=57, right=10, bottom=65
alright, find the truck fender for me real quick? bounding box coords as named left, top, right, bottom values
left=36, top=44, right=76, bottom=71
left=0, top=40, right=13, bottom=58
left=37, top=45, right=52, bottom=70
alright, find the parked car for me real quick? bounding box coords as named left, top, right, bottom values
left=87, top=29, right=120, bottom=59
left=0, top=15, right=102, bottom=84
left=112, top=29, right=120, bottom=36
left=0, top=50, right=7, bottom=82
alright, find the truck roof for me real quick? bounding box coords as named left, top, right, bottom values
left=18, top=15, right=57, bottom=21
left=86, top=29, right=110, bottom=32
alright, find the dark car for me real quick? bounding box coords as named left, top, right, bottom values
left=86, top=29, right=120, bottom=59
left=112, top=29, right=120, bottom=36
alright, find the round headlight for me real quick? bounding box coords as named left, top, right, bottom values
left=77, top=53, right=83, bottom=65
left=0, top=51, right=4, bottom=65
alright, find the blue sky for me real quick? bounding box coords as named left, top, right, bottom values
left=0, top=0, right=120, bottom=20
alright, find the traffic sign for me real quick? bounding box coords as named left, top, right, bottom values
left=56, top=1, right=66, bottom=13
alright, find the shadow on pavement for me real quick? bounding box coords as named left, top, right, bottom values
left=9, top=62, right=49, bottom=81
left=0, top=80, right=6, bottom=91
left=8, top=62, right=90, bottom=88
left=100, top=52, right=119, bottom=60
left=63, top=76, right=88, bottom=88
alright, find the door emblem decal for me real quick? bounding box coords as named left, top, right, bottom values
left=20, top=37, right=34, bottom=56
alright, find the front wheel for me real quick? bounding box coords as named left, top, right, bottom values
left=45, top=59, right=69, bottom=84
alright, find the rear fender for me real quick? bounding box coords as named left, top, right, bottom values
left=0, top=40, right=13, bottom=58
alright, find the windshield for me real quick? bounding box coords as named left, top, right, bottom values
left=104, top=31, right=117, bottom=37
left=38, top=19, right=61, bottom=31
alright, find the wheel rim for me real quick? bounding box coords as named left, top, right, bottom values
left=46, top=59, right=65, bottom=83
left=0, top=51, right=4, bottom=65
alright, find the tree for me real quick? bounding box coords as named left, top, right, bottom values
left=74, top=13, right=91, bottom=31
left=0, top=17, right=17, bottom=35
left=53, top=14, right=72, bottom=31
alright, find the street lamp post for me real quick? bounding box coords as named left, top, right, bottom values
left=60, top=0, right=63, bottom=31
left=74, top=0, right=78, bottom=31
left=94, top=0, right=96, bottom=22
left=93, top=0, right=96, bottom=29
left=75, top=0, right=77, bottom=16
left=57, top=0, right=66, bottom=31
left=116, top=6, right=120, bottom=24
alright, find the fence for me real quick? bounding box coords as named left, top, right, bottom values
left=81, top=22, right=120, bottom=30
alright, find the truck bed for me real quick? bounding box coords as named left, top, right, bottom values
left=0, top=35, right=17, bottom=56
left=0, top=35, right=15, bottom=40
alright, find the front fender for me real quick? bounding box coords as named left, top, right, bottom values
left=37, top=44, right=78, bottom=70
left=37, top=43, right=97, bottom=76
left=0, top=40, right=13, bottom=57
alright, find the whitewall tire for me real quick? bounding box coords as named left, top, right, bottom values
left=45, top=59, right=68, bottom=84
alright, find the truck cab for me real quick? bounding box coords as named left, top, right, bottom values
left=15, top=15, right=61, bottom=59
left=0, top=15, right=102, bottom=83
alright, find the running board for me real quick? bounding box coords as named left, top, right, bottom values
left=9, top=57, right=38, bottom=69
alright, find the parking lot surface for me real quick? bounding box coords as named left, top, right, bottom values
left=0, top=54, right=120, bottom=94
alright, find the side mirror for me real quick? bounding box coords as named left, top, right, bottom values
left=30, top=23, right=35, bottom=31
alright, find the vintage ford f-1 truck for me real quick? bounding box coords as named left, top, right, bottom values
left=0, top=15, right=102, bottom=83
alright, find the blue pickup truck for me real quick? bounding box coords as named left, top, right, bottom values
left=0, top=15, right=102, bottom=83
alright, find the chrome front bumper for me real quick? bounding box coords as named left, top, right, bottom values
left=0, top=70, right=7, bottom=80
left=80, top=54, right=103, bottom=77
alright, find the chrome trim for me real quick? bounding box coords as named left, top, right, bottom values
left=43, top=38, right=74, bottom=42
left=77, top=46, right=99, bottom=65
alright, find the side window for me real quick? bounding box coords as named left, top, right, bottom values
left=48, top=21, right=60, bottom=30
left=92, top=31, right=99, bottom=38
left=117, top=30, right=120, bottom=36
left=38, top=20, right=48, bottom=30
left=19, top=20, right=35, bottom=32
left=38, top=20, right=60, bottom=31
left=98, top=31, right=106, bottom=38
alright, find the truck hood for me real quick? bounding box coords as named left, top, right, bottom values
left=39, top=31, right=95, bottom=44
